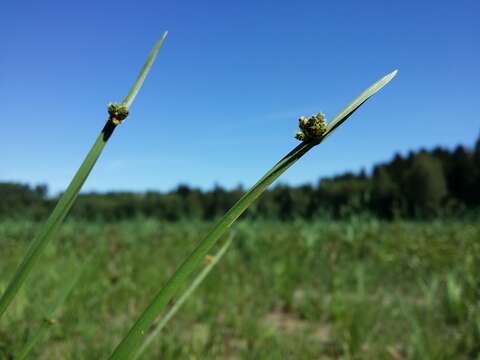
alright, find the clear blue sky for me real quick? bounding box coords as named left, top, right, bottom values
left=1, top=0, right=479, bottom=194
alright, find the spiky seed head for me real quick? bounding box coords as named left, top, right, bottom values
left=295, top=112, right=328, bottom=142
left=108, top=103, right=129, bottom=125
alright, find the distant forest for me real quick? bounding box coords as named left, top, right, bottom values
left=2, top=134, right=479, bottom=221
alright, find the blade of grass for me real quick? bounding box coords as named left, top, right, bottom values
left=133, top=235, right=233, bottom=359
left=122, top=31, right=168, bottom=109
left=324, top=69, right=398, bottom=138
left=0, top=32, right=168, bottom=319
left=110, top=69, right=398, bottom=359
left=17, top=260, right=88, bottom=360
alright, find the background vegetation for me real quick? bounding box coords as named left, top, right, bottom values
left=2, top=134, right=479, bottom=222
left=0, top=219, right=478, bottom=359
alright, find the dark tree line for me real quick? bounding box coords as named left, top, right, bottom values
left=2, top=135, right=479, bottom=221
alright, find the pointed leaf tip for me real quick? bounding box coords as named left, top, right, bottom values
left=384, top=69, right=399, bottom=83
left=121, top=32, right=168, bottom=109
left=323, top=69, right=398, bottom=138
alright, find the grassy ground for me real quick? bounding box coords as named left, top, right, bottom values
left=0, top=218, right=479, bottom=359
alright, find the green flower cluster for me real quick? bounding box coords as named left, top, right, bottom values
left=294, top=112, right=327, bottom=142
left=108, top=103, right=130, bottom=125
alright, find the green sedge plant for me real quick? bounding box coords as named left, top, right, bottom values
left=110, top=69, right=398, bottom=359
left=0, top=31, right=168, bottom=319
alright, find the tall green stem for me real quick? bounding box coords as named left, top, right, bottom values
left=133, top=236, right=233, bottom=359
left=110, top=69, right=398, bottom=359
left=0, top=32, right=168, bottom=319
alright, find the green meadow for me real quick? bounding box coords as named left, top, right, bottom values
left=1, top=218, right=478, bottom=359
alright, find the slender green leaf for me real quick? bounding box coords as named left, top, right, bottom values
left=122, top=31, right=168, bottom=109
left=0, top=32, right=168, bottom=319
left=324, top=69, right=398, bottom=138
left=109, top=69, right=398, bottom=359
left=133, top=235, right=233, bottom=359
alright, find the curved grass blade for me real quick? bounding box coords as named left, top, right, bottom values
left=109, top=69, right=398, bottom=359
left=133, top=235, right=233, bottom=359
left=0, top=31, right=168, bottom=319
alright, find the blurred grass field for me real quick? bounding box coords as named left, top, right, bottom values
left=0, top=218, right=479, bottom=359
